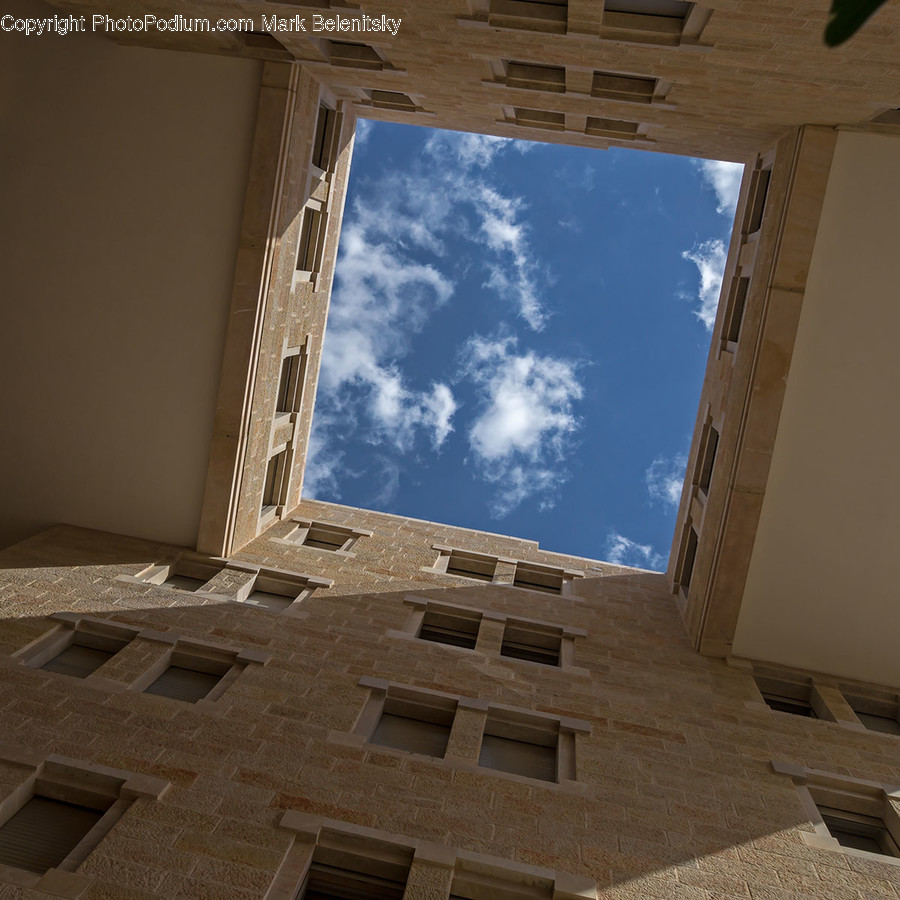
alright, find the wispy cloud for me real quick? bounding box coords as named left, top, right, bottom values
left=354, top=118, right=374, bottom=149
left=682, top=239, right=728, bottom=330
left=604, top=532, right=666, bottom=571
left=696, top=159, right=744, bottom=218
left=307, top=128, right=546, bottom=503
left=645, top=454, right=688, bottom=507
left=461, top=335, right=583, bottom=517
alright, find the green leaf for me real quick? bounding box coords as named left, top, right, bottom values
left=824, top=0, right=890, bottom=46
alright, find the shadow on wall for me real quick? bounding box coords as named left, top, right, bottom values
left=2, top=535, right=897, bottom=897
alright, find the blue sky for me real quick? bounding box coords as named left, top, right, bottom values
left=304, top=121, right=742, bottom=568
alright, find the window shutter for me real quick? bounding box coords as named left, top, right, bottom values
left=0, top=797, right=103, bottom=874
left=144, top=665, right=221, bottom=703
left=371, top=713, right=450, bottom=758
left=479, top=734, right=557, bottom=782
left=40, top=645, right=114, bottom=678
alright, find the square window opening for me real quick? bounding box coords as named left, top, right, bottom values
left=0, top=796, right=108, bottom=875
left=820, top=809, right=900, bottom=858
left=419, top=608, right=481, bottom=649
left=479, top=715, right=558, bottom=782
left=143, top=654, right=231, bottom=703
left=500, top=623, right=562, bottom=666
left=446, top=550, right=497, bottom=581
left=370, top=694, right=456, bottom=758
left=512, top=562, right=563, bottom=594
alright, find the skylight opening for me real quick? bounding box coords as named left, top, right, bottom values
left=304, top=120, right=742, bottom=567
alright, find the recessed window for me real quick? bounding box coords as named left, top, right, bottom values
left=0, top=797, right=107, bottom=875
left=722, top=276, right=749, bottom=348
left=744, top=166, right=772, bottom=235
left=585, top=116, right=640, bottom=139
left=419, top=608, right=481, bottom=649
left=506, top=61, right=566, bottom=93
left=479, top=713, right=558, bottom=782
left=820, top=809, right=900, bottom=857
left=328, top=40, right=384, bottom=70
left=512, top=562, right=563, bottom=594
left=38, top=634, right=127, bottom=679
left=605, top=0, right=691, bottom=16
left=446, top=550, right=497, bottom=581
left=297, top=201, right=326, bottom=275
left=755, top=676, right=818, bottom=717
left=678, top=525, right=698, bottom=595
left=488, top=0, right=567, bottom=33
left=306, top=523, right=352, bottom=550
left=243, top=573, right=305, bottom=613
left=262, top=449, right=289, bottom=515
left=287, top=828, right=413, bottom=900
left=371, top=91, right=417, bottom=112
left=163, top=573, right=206, bottom=592
left=695, top=423, right=719, bottom=496
left=241, top=31, right=292, bottom=59
left=144, top=655, right=231, bottom=703
left=592, top=71, right=657, bottom=103
left=370, top=693, right=456, bottom=758
left=276, top=346, right=308, bottom=416
left=500, top=622, right=561, bottom=666
left=514, top=107, right=565, bottom=131
left=312, top=103, right=339, bottom=170
left=298, top=861, right=408, bottom=899
left=844, top=694, right=900, bottom=735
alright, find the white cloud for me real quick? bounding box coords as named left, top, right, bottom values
left=682, top=239, right=728, bottom=330
left=301, top=425, right=346, bottom=501
left=645, top=454, right=688, bottom=507
left=604, top=532, right=666, bottom=571
left=477, top=186, right=546, bottom=331
left=461, top=335, right=583, bottom=516
left=424, top=130, right=531, bottom=169
left=696, top=159, right=744, bottom=218
left=354, top=118, right=374, bottom=149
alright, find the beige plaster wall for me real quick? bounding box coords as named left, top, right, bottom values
left=733, top=130, right=900, bottom=688
left=0, top=0, right=261, bottom=550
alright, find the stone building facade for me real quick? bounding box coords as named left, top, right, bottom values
left=1, top=0, right=900, bottom=895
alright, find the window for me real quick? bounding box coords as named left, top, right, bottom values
left=143, top=652, right=232, bottom=703
left=601, top=0, right=711, bottom=46
left=38, top=634, right=127, bottom=679
left=0, top=797, right=107, bottom=874
left=370, top=91, right=417, bottom=112
left=820, top=809, right=900, bottom=857
left=327, top=40, right=384, bottom=70
left=16, top=617, right=139, bottom=681
left=722, top=276, right=749, bottom=348
left=419, top=607, right=482, bottom=649
left=500, top=622, right=561, bottom=666
left=488, top=0, right=567, bottom=34
left=479, top=712, right=558, bottom=782
left=312, top=103, right=339, bottom=170
left=844, top=694, right=900, bottom=736
left=755, top=675, right=818, bottom=717
left=276, top=345, right=308, bottom=416
left=262, top=448, right=290, bottom=515
left=370, top=691, right=456, bottom=758
left=591, top=71, right=656, bottom=103
left=585, top=117, right=640, bottom=139
left=0, top=753, right=169, bottom=889
left=514, top=107, right=565, bottom=131
left=696, top=423, right=719, bottom=497
left=446, top=549, right=497, bottom=581
left=512, top=561, right=564, bottom=594
left=239, top=568, right=319, bottom=613
left=297, top=201, right=326, bottom=275
left=773, top=761, right=900, bottom=862
left=677, top=525, right=698, bottom=595
left=286, top=519, right=370, bottom=553
left=118, top=556, right=226, bottom=593
left=241, top=31, right=293, bottom=60
left=506, top=61, right=566, bottom=92
left=744, top=166, right=772, bottom=235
